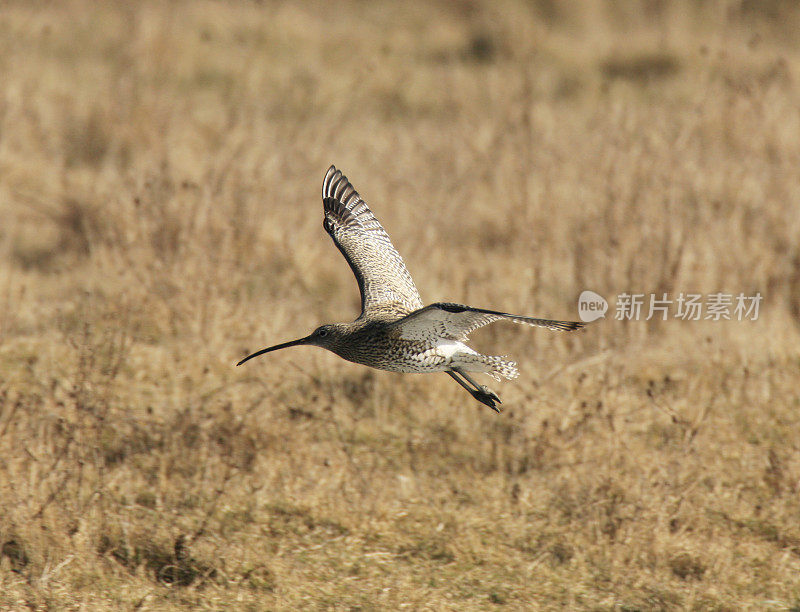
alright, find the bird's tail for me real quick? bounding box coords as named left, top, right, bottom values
left=452, top=352, right=519, bottom=381
left=483, top=355, right=519, bottom=381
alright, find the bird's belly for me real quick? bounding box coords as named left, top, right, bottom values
left=347, top=339, right=474, bottom=374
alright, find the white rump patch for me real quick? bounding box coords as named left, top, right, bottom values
left=434, top=340, right=475, bottom=359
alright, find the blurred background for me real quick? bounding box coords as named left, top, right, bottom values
left=1, top=1, right=799, bottom=609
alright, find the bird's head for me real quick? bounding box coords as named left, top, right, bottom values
left=236, top=323, right=347, bottom=366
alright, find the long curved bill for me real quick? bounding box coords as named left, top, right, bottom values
left=236, top=335, right=313, bottom=366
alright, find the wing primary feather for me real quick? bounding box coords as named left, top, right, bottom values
left=321, top=165, right=424, bottom=318
left=391, top=302, right=585, bottom=342
left=431, top=303, right=585, bottom=331
left=322, top=165, right=337, bottom=196
left=332, top=176, right=345, bottom=198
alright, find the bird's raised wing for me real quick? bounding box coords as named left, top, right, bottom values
left=322, top=165, right=423, bottom=319
left=390, top=302, right=585, bottom=342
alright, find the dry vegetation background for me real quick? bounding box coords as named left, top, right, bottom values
left=1, top=0, right=799, bottom=609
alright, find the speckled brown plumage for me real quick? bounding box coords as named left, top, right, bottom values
left=237, top=165, right=586, bottom=411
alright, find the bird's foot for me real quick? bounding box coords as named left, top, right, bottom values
left=471, top=386, right=502, bottom=413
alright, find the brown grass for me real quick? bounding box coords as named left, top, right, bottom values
left=1, top=0, right=800, bottom=609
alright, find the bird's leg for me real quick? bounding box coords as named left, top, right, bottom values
left=457, top=369, right=502, bottom=405
left=446, top=370, right=501, bottom=413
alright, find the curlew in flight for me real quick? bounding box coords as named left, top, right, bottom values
left=237, top=165, right=585, bottom=411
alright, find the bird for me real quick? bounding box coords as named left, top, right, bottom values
left=237, top=165, right=586, bottom=412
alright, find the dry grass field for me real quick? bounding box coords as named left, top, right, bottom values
left=1, top=1, right=800, bottom=609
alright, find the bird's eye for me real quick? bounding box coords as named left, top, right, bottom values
left=318, top=329, right=328, bottom=337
